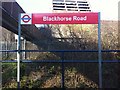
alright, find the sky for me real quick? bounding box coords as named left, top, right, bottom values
left=16, top=0, right=120, bottom=20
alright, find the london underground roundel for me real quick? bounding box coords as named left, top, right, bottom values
left=21, top=13, right=32, bottom=24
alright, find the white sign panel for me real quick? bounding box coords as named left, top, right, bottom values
left=20, top=13, right=32, bottom=24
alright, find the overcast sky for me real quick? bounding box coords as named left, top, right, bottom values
left=16, top=0, right=120, bottom=20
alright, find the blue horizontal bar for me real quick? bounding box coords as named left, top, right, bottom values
left=1, top=60, right=120, bottom=63
left=0, top=50, right=18, bottom=52
left=0, top=50, right=120, bottom=52
left=22, top=50, right=98, bottom=52
left=2, top=60, right=17, bottom=63
left=102, top=50, right=120, bottom=52
left=21, top=50, right=120, bottom=52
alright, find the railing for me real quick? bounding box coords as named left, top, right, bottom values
left=1, top=49, right=120, bottom=88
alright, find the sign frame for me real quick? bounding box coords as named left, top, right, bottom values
left=18, top=12, right=102, bottom=88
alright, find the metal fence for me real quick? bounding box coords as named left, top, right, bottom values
left=1, top=40, right=120, bottom=88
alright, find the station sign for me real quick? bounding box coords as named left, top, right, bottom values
left=20, top=13, right=98, bottom=24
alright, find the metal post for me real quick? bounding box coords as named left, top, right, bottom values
left=98, top=12, right=102, bottom=88
left=23, top=39, right=26, bottom=59
left=17, top=14, right=21, bottom=89
left=61, top=52, right=65, bottom=88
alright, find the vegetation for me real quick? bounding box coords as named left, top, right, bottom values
left=2, top=21, right=120, bottom=88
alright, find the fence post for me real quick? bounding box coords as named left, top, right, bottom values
left=61, top=52, right=65, bottom=88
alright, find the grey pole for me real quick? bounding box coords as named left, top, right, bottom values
left=98, top=12, right=102, bottom=88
